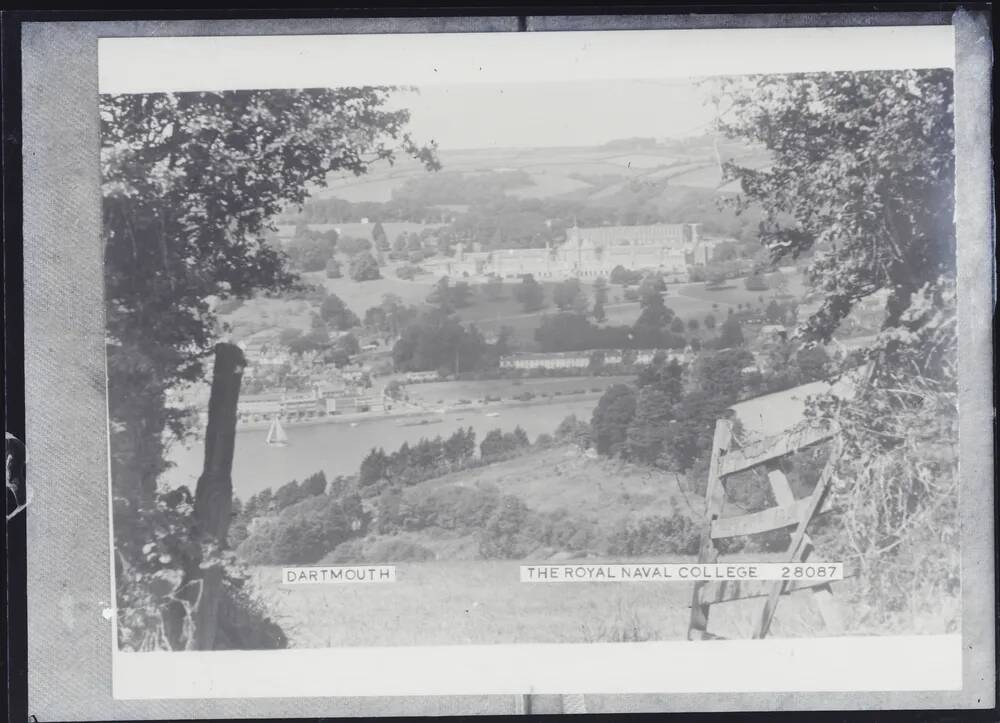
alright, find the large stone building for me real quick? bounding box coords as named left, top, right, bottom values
left=424, top=223, right=712, bottom=280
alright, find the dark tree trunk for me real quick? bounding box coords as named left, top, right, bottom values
left=191, top=342, right=245, bottom=650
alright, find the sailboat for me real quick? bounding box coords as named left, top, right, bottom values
left=265, top=415, right=289, bottom=447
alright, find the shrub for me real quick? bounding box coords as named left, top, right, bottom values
left=322, top=538, right=367, bottom=564
left=237, top=494, right=368, bottom=565
left=366, top=538, right=436, bottom=563
left=478, top=495, right=535, bottom=559
left=606, top=513, right=700, bottom=556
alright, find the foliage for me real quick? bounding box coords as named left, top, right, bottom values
left=607, top=513, right=701, bottom=556
left=427, top=276, right=472, bottom=310
left=479, top=425, right=531, bottom=461
left=324, top=257, right=343, bottom=278
left=478, top=495, right=536, bottom=559
left=609, top=265, right=643, bottom=286
left=715, top=69, right=955, bottom=362
left=103, top=87, right=437, bottom=506
left=319, top=293, right=360, bottom=330
left=360, top=427, right=478, bottom=488
left=554, top=414, right=593, bottom=448
left=392, top=309, right=490, bottom=374
left=238, top=493, right=368, bottom=565
left=591, top=384, right=637, bottom=457
left=592, top=277, right=608, bottom=322
left=285, top=227, right=337, bottom=272
left=534, top=313, right=631, bottom=353
left=364, top=293, right=418, bottom=337
left=348, top=251, right=382, bottom=281
left=553, top=278, right=586, bottom=312
left=371, top=221, right=389, bottom=250
left=513, top=274, right=546, bottom=312
left=484, top=274, right=506, bottom=301
left=395, top=264, right=422, bottom=280
left=114, top=487, right=283, bottom=650
left=717, top=314, right=745, bottom=348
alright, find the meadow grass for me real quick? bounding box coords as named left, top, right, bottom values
left=252, top=557, right=851, bottom=648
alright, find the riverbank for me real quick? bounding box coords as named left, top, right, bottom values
left=228, top=375, right=630, bottom=433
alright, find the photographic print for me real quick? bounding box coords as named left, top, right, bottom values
left=96, top=26, right=977, bottom=699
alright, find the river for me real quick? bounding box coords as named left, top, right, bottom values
left=163, top=397, right=601, bottom=500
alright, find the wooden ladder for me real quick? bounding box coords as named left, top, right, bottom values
left=687, top=419, right=845, bottom=641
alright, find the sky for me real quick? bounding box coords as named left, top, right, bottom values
left=389, top=78, right=717, bottom=150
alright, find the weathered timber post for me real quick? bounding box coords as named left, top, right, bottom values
left=191, top=342, right=245, bottom=650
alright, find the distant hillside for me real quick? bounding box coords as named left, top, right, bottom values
left=299, top=138, right=765, bottom=206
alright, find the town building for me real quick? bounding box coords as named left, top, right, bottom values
left=424, top=223, right=715, bottom=280
left=499, top=348, right=691, bottom=371
left=404, top=370, right=440, bottom=384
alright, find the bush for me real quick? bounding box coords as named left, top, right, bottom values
left=321, top=538, right=367, bottom=564
left=376, top=484, right=502, bottom=535
left=478, top=495, right=535, bottom=559
left=215, top=577, right=288, bottom=650
left=366, top=538, right=436, bottom=563
left=237, top=494, right=368, bottom=565
left=606, top=513, right=700, bottom=556
left=395, top=264, right=422, bottom=280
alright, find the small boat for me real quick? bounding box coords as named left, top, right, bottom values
left=265, top=415, right=289, bottom=447
left=349, top=422, right=360, bottom=428
left=485, top=412, right=500, bottom=418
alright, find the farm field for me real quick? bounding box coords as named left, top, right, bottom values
left=290, top=143, right=735, bottom=206
left=274, top=221, right=444, bottom=244
left=307, top=271, right=437, bottom=314
left=252, top=558, right=852, bottom=647
left=223, top=297, right=316, bottom=339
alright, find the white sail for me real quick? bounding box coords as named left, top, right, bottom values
left=266, top=416, right=289, bottom=446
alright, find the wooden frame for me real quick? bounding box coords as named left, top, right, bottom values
left=687, top=418, right=844, bottom=641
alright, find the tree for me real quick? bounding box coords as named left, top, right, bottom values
left=633, top=287, right=676, bottom=348
left=371, top=221, right=389, bottom=251
left=693, top=348, right=755, bottom=400
left=717, top=314, right=744, bottom=348
left=765, top=300, right=784, bottom=324
left=392, top=309, right=487, bottom=373
left=592, top=277, right=608, bottom=322
left=338, top=236, right=373, bottom=256
left=625, top=388, right=675, bottom=464
left=609, top=265, right=642, bottom=286
left=103, top=87, right=437, bottom=504
left=553, top=278, right=583, bottom=311
left=591, top=384, right=637, bottom=457
left=687, top=318, right=700, bottom=332
left=704, top=313, right=717, bottom=330
left=302, top=471, right=328, bottom=497
left=669, top=317, right=686, bottom=334
left=324, top=257, right=342, bottom=279
left=484, top=275, right=505, bottom=302
left=715, top=70, right=955, bottom=374
left=286, top=228, right=336, bottom=272
left=287, top=327, right=331, bottom=356
left=359, top=448, right=389, bottom=486
left=514, top=274, right=546, bottom=312
left=451, top=281, right=473, bottom=309
left=349, top=251, right=382, bottom=281
left=319, top=293, right=359, bottom=331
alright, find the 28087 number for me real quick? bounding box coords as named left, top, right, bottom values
left=780, top=565, right=839, bottom=579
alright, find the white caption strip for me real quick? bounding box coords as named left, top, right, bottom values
left=283, top=565, right=396, bottom=584
left=520, top=563, right=843, bottom=582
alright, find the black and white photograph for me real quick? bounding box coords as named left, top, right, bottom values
left=15, top=18, right=991, bottom=709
